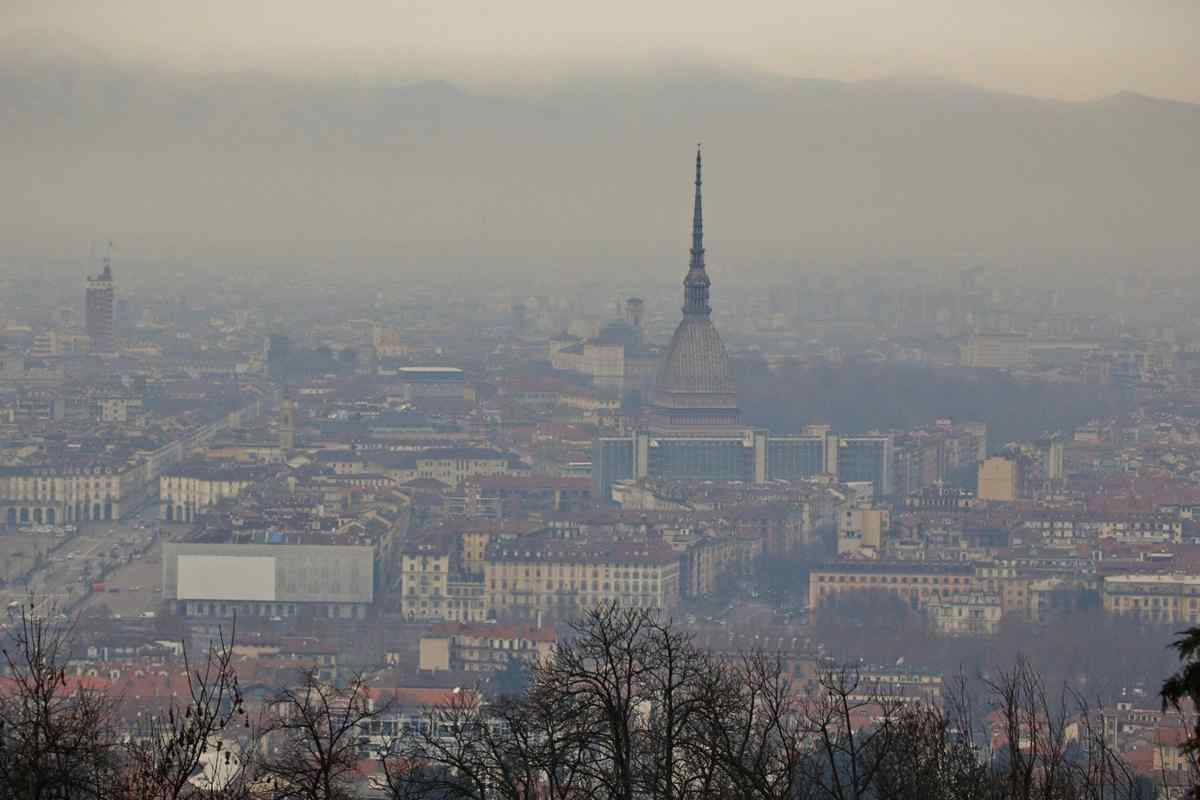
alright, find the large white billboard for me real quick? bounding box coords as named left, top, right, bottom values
left=177, top=555, right=277, bottom=602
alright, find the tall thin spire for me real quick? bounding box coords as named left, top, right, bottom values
left=683, top=145, right=711, bottom=316
left=691, top=146, right=704, bottom=261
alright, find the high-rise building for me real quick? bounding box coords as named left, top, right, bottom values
left=835, top=435, right=894, bottom=497
left=961, top=331, right=1029, bottom=370
left=279, top=396, right=296, bottom=452
left=1040, top=437, right=1065, bottom=481
left=977, top=456, right=1019, bottom=502
left=624, top=297, right=645, bottom=329
left=85, top=258, right=115, bottom=355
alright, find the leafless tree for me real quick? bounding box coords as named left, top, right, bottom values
left=862, top=675, right=993, bottom=800
left=379, top=607, right=1157, bottom=800
left=536, top=602, right=651, bottom=800
left=0, top=602, right=118, bottom=800
left=702, top=651, right=808, bottom=800
left=987, top=656, right=1068, bottom=799
left=633, top=611, right=726, bottom=800
left=481, top=681, right=596, bottom=800
left=984, top=656, right=1151, bottom=800
left=386, top=603, right=730, bottom=800
left=529, top=602, right=740, bottom=800
left=1064, top=690, right=1148, bottom=800
left=791, top=664, right=910, bottom=800
left=381, top=686, right=591, bottom=800
left=258, top=668, right=384, bottom=800
left=380, top=689, right=506, bottom=800
left=116, top=621, right=256, bottom=800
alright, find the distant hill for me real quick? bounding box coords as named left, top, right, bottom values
left=2, top=51, right=1198, bottom=274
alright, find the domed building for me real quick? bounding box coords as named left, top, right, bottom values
left=549, top=300, right=660, bottom=401
left=591, top=149, right=890, bottom=501
left=651, top=148, right=740, bottom=428
left=590, top=149, right=900, bottom=502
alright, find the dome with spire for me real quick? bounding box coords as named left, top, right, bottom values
left=652, top=147, right=740, bottom=428
left=655, top=317, right=736, bottom=398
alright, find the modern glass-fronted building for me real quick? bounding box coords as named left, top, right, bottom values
left=592, top=429, right=890, bottom=500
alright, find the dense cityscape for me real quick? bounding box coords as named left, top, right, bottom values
left=3, top=139, right=1200, bottom=796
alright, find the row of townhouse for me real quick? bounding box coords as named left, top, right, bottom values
left=416, top=623, right=557, bottom=673
left=1019, top=510, right=1184, bottom=544
left=809, top=559, right=1100, bottom=631
left=400, top=529, right=682, bottom=624
left=1101, top=573, right=1200, bottom=625
left=159, top=461, right=273, bottom=522
left=313, top=446, right=527, bottom=486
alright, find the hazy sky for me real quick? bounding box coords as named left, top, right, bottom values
left=7, top=0, right=1200, bottom=101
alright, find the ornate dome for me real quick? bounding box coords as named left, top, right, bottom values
left=654, top=316, right=736, bottom=404
left=649, top=147, right=739, bottom=427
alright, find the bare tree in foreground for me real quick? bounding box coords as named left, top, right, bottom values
left=117, top=622, right=255, bottom=800
left=0, top=603, right=117, bottom=800
left=259, top=668, right=384, bottom=800
left=385, top=603, right=1156, bottom=800
left=382, top=680, right=596, bottom=800
left=0, top=604, right=259, bottom=800
left=0, top=600, right=1164, bottom=800
left=983, top=656, right=1151, bottom=800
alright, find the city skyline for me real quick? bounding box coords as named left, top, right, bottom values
left=5, top=8, right=1200, bottom=796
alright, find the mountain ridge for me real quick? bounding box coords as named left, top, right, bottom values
left=2, top=54, right=1197, bottom=272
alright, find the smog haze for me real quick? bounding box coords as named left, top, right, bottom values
left=3, top=0, right=1199, bottom=276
